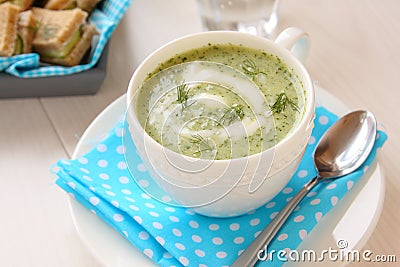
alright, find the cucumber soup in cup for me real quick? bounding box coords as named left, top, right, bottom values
left=126, top=28, right=315, bottom=217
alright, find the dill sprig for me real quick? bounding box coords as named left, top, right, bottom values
left=28, top=20, right=60, bottom=41
left=241, top=59, right=267, bottom=80
left=41, top=24, right=59, bottom=40
left=29, top=20, right=59, bottom=40
left=190, top=134, right=214, bottom=155
left=220, top=103, right=245, bottom=126
left=27, top=20, right=40, bottom=32
left=176, top=82, right=195, bottom=111
left=270, top=92, right=300, bottom=113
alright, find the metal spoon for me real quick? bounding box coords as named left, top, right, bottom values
left=231, top=110, right=377, bottom=267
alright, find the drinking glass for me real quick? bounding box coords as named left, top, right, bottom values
left=196, top=0, right=280, bottom=37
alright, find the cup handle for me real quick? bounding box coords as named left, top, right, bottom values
left=274, top=27, right=310, bottom=64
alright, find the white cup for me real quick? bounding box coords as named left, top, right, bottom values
left=127, top=28, right=315, bottom=217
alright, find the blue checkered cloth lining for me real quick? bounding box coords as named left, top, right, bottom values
left=0, top=0, right=132, bottom=78
left=54, top=107, right=387, bottom=267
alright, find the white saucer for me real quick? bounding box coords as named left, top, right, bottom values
left=68, top=86, right=385, bottom=267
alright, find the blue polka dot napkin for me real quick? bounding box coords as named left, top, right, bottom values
left=0, top=0, right=132, bottom=78
left=54, top=107, right=387, bottom=267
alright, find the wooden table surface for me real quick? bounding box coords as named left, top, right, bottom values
left=0, top=0, right=398, bottom=266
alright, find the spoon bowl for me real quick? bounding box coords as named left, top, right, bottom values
left=232, top=110, right=377, bottom=267
left=315, top=110, right=377, bottom=178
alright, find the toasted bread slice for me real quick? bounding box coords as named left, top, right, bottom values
left=32, top=7, right=87, bottom=52
left=8, top=0, right=34, bottom=11
left=16, top=10, right=36, bottom=54
left=0, top=2, right=19, bottom=57
left=44, top=0, right=100, bottom=12
left=77, top=0, right=100, bottom=12
left=40, top=24, right=97, bottom=66
left=44, top=0, right=76, bottom=10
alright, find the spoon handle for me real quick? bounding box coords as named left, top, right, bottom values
left=231, top=176, right=322, bottom=267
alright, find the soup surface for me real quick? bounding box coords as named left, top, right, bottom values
left=136, top=44, right=305, bottom=160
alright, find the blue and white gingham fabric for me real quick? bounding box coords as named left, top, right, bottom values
left=0, top=0, right=132, bottom=78
left=54, top=107, right=387, bottom=267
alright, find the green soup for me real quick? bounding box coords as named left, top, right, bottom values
left=136, top=44, right=305, bottom=160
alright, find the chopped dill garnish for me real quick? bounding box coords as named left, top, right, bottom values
left=220, top=103, right=245, bottom=126
left=176, top=82, right=195, bottom=111
left=270, top=92, right=300, bottom=113
left=190, top=134, right=214, bottom=155
left=241, top=59, right=267, bottom=80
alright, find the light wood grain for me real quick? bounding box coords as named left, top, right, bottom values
left=0, top=0, right=398, bottom=266
left=278, top=1, right=400, bottom=263
left=0, top=99, right=99, bottom=267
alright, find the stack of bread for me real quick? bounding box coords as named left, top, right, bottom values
left=0, top=0, right=101, bottom=66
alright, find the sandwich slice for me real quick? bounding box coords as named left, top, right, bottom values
left=0, top=2, right=19, bottom=57
left=44, top=0, right=77, bottom=10
left=14, top=10, right=36, bottom=54
left=1, top=0, right=34, bottom=11
left=32, top=7, right=98, bottom=66
left=44, top=0, right=101, bottom=12
left=76, top=0, right=100, bottom=12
